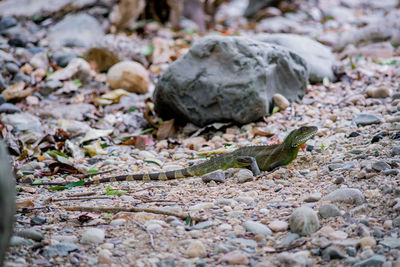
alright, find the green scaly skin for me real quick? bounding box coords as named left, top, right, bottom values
left=84, top=126, right=318, bottom=185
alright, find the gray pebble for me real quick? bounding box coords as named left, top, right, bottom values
left=276, top=251, right=311, bottom=266
left=322, top=246, right=346, bottom=261
left=318, top=204, right=341, bottom=218
left=244, top=220, right=272, bottom=236
left=353, top=113, right=382, bottom=126
left=372, top=227, right=385, bottom=239
left=229, top=238, right=257, bottom=249
left=13, top=73, right=30, bottom=83
left=159, top=259, right=175, bottom=267
left=30, top=216, right=46, bottom=225
left=328, top=163, right=343, bottom=171
left=289, top=206, right=320, bottom=236
left=279, top=233, right=300, bottom=247
left=342, top=161, right=358, bottom=170
left=383, top=169, right=399, bottom=176
left=323, top=188, right=365, bottom=205
left=334, top=176, right=345, bottom=184
left=202, top=170, right=226, bottom=183
left=5, top=62, right=19, bottom=74
left=236, top=169, right=254, bottom=183
left=42, top=242, right=79, bottom=257
left=15, top=229, right=43, bottom=241
left=0, top=103, right=21, bottom=114
left=192, top=220, right=213, bottom=230
left=346, top=246, right=357, bottom=257
left=51, top=51, right=76, bottom=68
left=42, top=79, right=63, bottom=96
left=304, top=192, right=322, bottom=202
left=395, top=187, right=400, bottom=197
left=372, top=161, right=391, bottom=171
left=80, top=228, right=104, bottom=244
left=0, top=16, right=17, bottom=32
left=9, top=236, right=34, bottom=247
left=393, top=92, right=400, bottom=100
left=353, top=254, right=386, bottom=267
left=0, top=76, right=5, bottom=90
left=214, top=243, right=233, bottom=254
left=380, top=237, right=400, bottom=249
left=393, top=215, right=400, bottom=227
left=391, top=146, right=400, bottom=156
left=374, top=244, right=385, bottom=255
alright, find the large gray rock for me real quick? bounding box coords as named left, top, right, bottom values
left=0, top=142, right=15, bottom=265
left=47, top=14, right=103, bottom=48
left=154, top=35, right=308, bottom=126
left=255, top=34, right=336, bottom=83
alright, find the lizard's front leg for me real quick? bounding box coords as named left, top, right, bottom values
left=235, top=156, right=261, bottom=176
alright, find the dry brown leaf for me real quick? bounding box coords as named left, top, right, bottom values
left=157, top=119, right=175, bottom=140
left=2, top=82, right=35, bottom=101
left=16, top=198, right=35, bottom=210
left=252, top=127, right=274, bottom=137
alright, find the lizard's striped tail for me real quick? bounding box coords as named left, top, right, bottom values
left=85, top=167, right=197, bottom=185
left=85, top=153, right=235, bottom=185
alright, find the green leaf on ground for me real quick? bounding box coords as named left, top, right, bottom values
left=73, top=79, right=82, bottom=87
left=186, top=215, right=192, bottom=226
left=47, top=150, right=69, bottom=159
left=272, top=106, right=280, bottom=114
left=106, top=185, right=127, bottom=195
left=87, top=167, right=98, bottom=174
left=141, top=45, right=154, bottom=56
left=323, top=77, right=330, bottom=86
left=349, top=56, right=356, bottom=69
left=127, top=106, right=137, bottom=113
left=48, top=180, right=85, bottom=191
left=144, top=158, right=163, bottom=166
left=119, top=128, right=154, bottom=142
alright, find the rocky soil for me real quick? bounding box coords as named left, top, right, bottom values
left=1, top=0, right=400, bottom=266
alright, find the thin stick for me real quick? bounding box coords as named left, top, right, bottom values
left=65, top=192, right=96, bottom=197
left=128, top=185, right=164, bottom=193
left=133, top=221, right=156, bottom=250
left=49, top=196, right=115, bottom=202
left=56, top=205, right=206, bottom=222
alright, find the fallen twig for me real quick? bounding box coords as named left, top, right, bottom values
left=133, top=220, right=156, bottom=250
left=56, top=205, right=207, bottom=222
left=48, top=195, right=115, bottom=202
left=65, top=192, right=96, bottom=197
left=273, top=239, right=307, bottom=253
left=128, top=185, right=164, bottom=193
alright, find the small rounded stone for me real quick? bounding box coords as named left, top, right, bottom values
left=186, top=240, right=207, bottom=258
left=268, top=220, right=288, bottom=232
left=289, top=206, right=320, bottom=236
left=273, top=93, right=290, bottom=110
left=107, top=61, right=149, bottom=94
left=366, top=87, right=391, bottom=98
left=360, top=236, right=376, bottom=250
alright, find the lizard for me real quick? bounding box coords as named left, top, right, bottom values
left=80, top=125, right=318, bottom=185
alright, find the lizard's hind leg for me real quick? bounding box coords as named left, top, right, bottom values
left=235, top=156, right=261, bottom=176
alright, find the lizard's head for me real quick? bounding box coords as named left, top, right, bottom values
left=285, top=126, right=318, bottom=148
